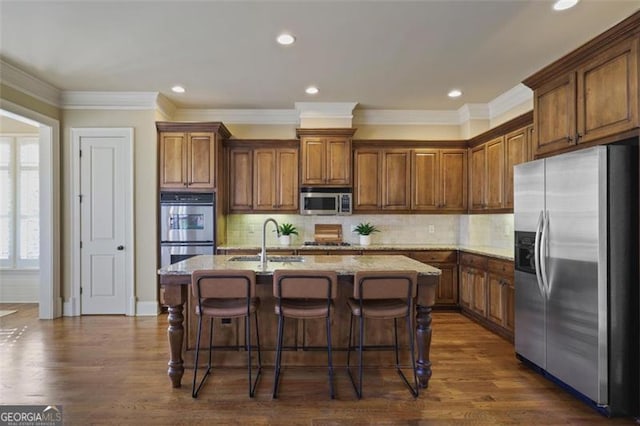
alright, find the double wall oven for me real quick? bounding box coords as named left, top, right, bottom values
left=160, top=192, right=215, bottom=267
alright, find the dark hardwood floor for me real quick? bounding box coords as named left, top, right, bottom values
left=0, top=303, right=636, bottom=425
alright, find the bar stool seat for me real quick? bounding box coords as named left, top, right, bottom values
left=272, top=269, right=338, bottom=399
left=191, top=269, right=262, bottom=399
left=197, top=298, right=260, bottom=318
left=347, top=270, right=419, bottom=399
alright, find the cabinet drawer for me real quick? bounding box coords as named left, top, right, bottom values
left=410, top=250, right=457, bottom=264
left=460, top=252, right=488, bottom=269
left=487, top=259, right=514, bottom=277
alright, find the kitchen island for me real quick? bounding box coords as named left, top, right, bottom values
left=158, top=254, right=440, bottom=390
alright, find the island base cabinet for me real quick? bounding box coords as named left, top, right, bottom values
left=185, top=277, right=413, bottom=365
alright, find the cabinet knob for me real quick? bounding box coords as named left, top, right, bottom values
left=576, top=133, right=582, bottom=142
left=567, top=136, right=573, bottom=144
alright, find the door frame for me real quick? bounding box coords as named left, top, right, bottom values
left=70, top=128, right=135, bottom=316
left=0, top=100, right=61, bottom=319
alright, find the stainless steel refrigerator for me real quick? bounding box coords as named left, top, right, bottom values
left=514, top=144, right=638, bottom=416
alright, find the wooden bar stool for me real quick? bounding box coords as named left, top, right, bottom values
left=191, top=270, right=262, bottom=398
left=346, top=270, right=419, bottom=399
left=272, top=270, right=338, bottom=399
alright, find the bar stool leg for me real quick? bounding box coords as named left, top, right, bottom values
left=326, top=314, right=335, bottom=399
left=272, top=314, right=285, bottom=398
left=357, top=314, right=364, bottom=399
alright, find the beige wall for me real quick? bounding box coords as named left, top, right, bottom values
left=353, top=124, right=462, bottom=140
left=62, top=109, right=158, bottom=304
left=491, top=100, right=533, bottom=128
left=226, top=124, right=297, bottom=139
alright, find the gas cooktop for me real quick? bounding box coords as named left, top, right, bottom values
left=303, top=241, right=352, bottom=247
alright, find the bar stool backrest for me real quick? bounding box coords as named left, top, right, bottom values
left=192, top=269, right=257, bottom=300
left=353, top=270, right=418, bottom=300
left=273, top=270, right=338, bottom=300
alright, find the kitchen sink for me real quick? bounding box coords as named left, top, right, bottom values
left=228, top=255, right=304, bottom=263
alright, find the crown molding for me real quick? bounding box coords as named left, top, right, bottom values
left=155, top=94, right=177, bottom=119
left=457, top=103, right=490, bottom=123
left=173, top=108, right=298, bottom=124
left=488, top=84, right=533, bottom=119
left=294, top=102, right=358, bottom=119
left=61, top=91, right=160, bottom=109
left=0, top=59, right=61, bottom=107
left=353, top=109, right=460, bottom=125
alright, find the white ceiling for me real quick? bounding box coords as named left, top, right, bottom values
left=1, top=1, right=638, bottom=112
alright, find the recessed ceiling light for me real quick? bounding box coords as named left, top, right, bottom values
left=448, top=89, right=462, bottom=98
left=305, top=86, right=319, bottom=95
left=276, top=33, right=295, bottom=45
left=552, top=0, right=579, bottom=11
left=172, top=85, right=185, bottom=93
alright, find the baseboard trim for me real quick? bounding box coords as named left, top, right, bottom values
left=136, top=301, right=160, bottom=316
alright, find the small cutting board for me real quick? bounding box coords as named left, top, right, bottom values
left=314, top=224, right=343, bottom=243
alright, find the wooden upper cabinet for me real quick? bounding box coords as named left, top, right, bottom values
left=381, top=149, right=411, bottom=210
left=533, top=73, right=576, bottom=156
left=577, top=37, right=639, bottom=144
left=412, top=149, right=439, bottom=211
left=297, top=128, right=356, bottom=187
left=524, top=14, right=640, bottom=157
left=274, top=148, right=299, bottom=210
left=157, top=122, right=230, bottom=191
left=228, top=148, right=252, bottom=211
left=485, top=137, right=505, bottom=209
left=440, top=149, right=468, bottom=211
left=504, top=126, right=530, bottom=209
left=229, top=144, right=298, bottom=212
left=353, top=149, right=381, bottom=211
left=253, top=149, right=277, bottom=210
left=412, top=149, right=467, bottom=212
left=469, top=144, right=486, bottom=210
left=159, top=132, right=188, bottom=189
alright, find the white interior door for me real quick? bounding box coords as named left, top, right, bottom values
left=79, top=132, right=132, bottom=315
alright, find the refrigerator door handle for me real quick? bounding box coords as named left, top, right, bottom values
left=534, top=210, right=546, bottom=299
left=540, top=210, right=550, bottom=296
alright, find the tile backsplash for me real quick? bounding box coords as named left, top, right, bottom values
left=226, top=213, right=513, bottom=249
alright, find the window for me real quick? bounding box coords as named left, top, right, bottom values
left=0, top=135, right=39, bottom=269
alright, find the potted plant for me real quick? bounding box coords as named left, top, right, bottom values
left=277, top=223, right=298, bottom=246
left=354, top=222, right=379, bottom=246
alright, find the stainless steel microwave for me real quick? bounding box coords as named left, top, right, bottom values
left=299, top=187, right=352, bottom=215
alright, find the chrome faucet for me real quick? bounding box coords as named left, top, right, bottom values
left=260, top=218, right=280, bottom=266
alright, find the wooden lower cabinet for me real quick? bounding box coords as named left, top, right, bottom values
left=409, top=251, right=458, bottom=307
left=459, top=252, right=514, bottom=341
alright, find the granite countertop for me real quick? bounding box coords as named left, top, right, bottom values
left=217, top=243, right=514, bottom=261
left=158, top=254, right=441, bottom=277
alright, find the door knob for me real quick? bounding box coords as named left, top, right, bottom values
left=117, top=245, right=124, bottom=251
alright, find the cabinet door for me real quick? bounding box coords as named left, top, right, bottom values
left=487, top=273, right=505, bottom=326
left=381, top=150, right=411, bottom=210
left=459, top=267, right=472, bottom=309
left=412, top=149, right=439, bottom=211
left=229, top=148, right=253, bottom=211
left=326, top=138, right=351, bottom=185
left=471, top=269, right=487, bottom=316
left=301, top=138, right=326, bottom=185
left=253, top=149, right=276, bottom=210
left=504, top=278, right=515, bottom=333
left=485, top=137, right=505, bottom=209
left=534, top=73, right=576, bottom=156
left=187, top=132, right=215, bottom=189
left=504, top=128, right=529, bottom=209
left=353, top=149, right=381, bottom=211
left=577, top=37, right=639, bottom=144
left=434, top=263, right=458, bottom=306
left=159, top=132, right=187, bottom=189
left=275, top=148, right=299, bottom=210
left=440, top=149, right=467, bottom=211
left=469, top=144, right=486, bottom=210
